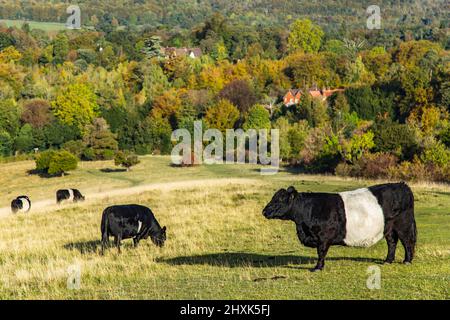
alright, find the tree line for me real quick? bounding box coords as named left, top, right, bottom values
left=0, top=14, right=449, bottom=181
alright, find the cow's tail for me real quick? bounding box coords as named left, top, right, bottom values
left=404, top=182, right=417, bottom=255
left=411, top=215, right=417, bottom=255
left=101, top=209, right=109, bottom=239
left=100, top=208, right=110, bottom=255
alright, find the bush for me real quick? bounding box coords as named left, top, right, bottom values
left=335, top=152, right=398, bottom=179
left=420, top=141, right=450, bottom=167
left=62, top=140, right=85, bottom=159
left=389, top=160, right=429, bottom=182
left=114, top=151, right=140, bottom=171
left=438, top=126, right=450, bottom=148
left=372, top=120, right=418, bottom=161
left=47, top=150, right=78, bottom=176
left=357, top=152, right=398, bottom=179
left=310, top=134, right=341, bottom=173
left=101, top=149, right=116, bottom=160
left=335, top=162, right=355, bottom=177
left=35, top=150, right=78, bottom=176
left=82, top=148, right=95, bottom=161
left=36, top=150, right=57, bottom=171
left=389, top=159, right=450, bottom=183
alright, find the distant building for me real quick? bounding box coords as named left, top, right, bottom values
left=283, top=88, right=345, bottom=106
left=163, top=47, right=203, bottom=59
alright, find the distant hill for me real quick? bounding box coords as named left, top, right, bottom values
left=0, top=0, right=448, bottom=32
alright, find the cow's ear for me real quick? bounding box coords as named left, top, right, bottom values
left=287, top=186, right=297, bottom=194
left=162, top=226, right=166, bottom=232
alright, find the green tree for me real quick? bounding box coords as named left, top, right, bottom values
left=372, top=119, right=418, bottom=160
left=146, top=115, right=173, bottom=155
left=62, top=140, right=85, bottom=159
left=297, top=94, right=329, bottom=128
left=323, top=39, right=346, bottom=55
left=286, top=53, right=338, bottom=88
left=0, top=130, right=13, bottom=156
left=142, top=36, right=163, bottom=59
left=44, top=120, right=79, bottom=148
left=288, top=19, right=324, bottom=53
left=36, top=150, right=57, bottom=171
left=53, top=33, right=69, bottom=65
left=273, top=117, right=292, bottom=160
left=48, top=150, right=78, bottom=176
left=420, top=141, right=450, bottom=167
left=35, top=150, right=78, bottom=176
left=14, top=124, right=34, bottom=153
left=341, top=131, right=376, bottom=163
left=243, top=105, right=271, bottom=130
left=0, top=33, right=14, bottom=51
left=114, top=150, right=140, bottom=171
left=0, top=99, right=20, bottom=137
left=204, top=99, right=240, bottom=133
left=83, top=118, right=118, bottom=160
left=288, top=122, right=309, bottom=158
left=51, top=83, right=99, bottom=133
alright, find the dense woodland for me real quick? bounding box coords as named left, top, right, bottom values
left=0, top=2, right=449, bottom=181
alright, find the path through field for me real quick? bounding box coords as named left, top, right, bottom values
left=0, top=178, right=260, bottom=219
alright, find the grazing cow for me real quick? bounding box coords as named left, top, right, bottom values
left=11, top=196, right=31, bottom=214
left=56, top=189, right=85, bottom=204
left=262, top=182, right=417, bottom=271
left=100, top=204, right=166, bottom=254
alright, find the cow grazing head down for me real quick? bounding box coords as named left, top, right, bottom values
left=151, top=226, right=167, bottom=247
left=263, top=186, right=298, bottom=219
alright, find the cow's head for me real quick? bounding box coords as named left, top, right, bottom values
left=151, top=226, right=167, bottom=247
left=262, top=186, right=297, bottom=220
left=11, top=199, right=22, bottom=213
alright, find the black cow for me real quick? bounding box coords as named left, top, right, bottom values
left=11, top=196, right=31, bottom=213
left=262, top=182, right=417, bottom=271
left=100, top=204, right=166, bottom=254
left=56, top=189, right=85, bottom=204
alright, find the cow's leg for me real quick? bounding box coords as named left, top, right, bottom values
left=396, top=212, right=416, bottom=264
left=115, top=235, right=122, bottom=254
left=399, top=229, right=415, bottom=264
left=384, top=230, right=398, bottom=264
left=133, top=237, right=140, bottom=247
left=311, top=242, right=330, bottom=272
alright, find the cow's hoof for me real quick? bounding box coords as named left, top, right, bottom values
left=310, top=267, right=322, bottom=272
left=403, top=261, right=412, bottom=265
left=383, top=260, right=393, bottom=265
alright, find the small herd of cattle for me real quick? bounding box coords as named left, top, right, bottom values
left=10, top=182, right=416, bottom=271
left=11, top=189, right=85, bottom=213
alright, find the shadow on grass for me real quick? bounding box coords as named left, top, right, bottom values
left=27, top=169, right=69, bottom=178
left=64, top=240, right=139, bottom=254
left=64, top=240, right=102, bottom=254
left=100, top=168, right=127, bottom=173
left=158, top=252, right=384, bottom=268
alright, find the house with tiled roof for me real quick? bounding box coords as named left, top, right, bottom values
left=283, top=88, right=345, bottom=106
left=163, top=47, right=203, bottom=59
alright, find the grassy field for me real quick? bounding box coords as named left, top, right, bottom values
left=0, top=19, right=66, bottom=31
left=0, top=156, right=448, bottom=299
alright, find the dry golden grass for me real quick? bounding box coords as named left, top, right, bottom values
left=0, top=157, right=448, bottom=299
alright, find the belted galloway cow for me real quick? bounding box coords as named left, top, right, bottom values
left=263, top=182, right=417, bottom=271
left=11, top=196, right=31, bottom=213
left=56, top=189, right=85, bottom=204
